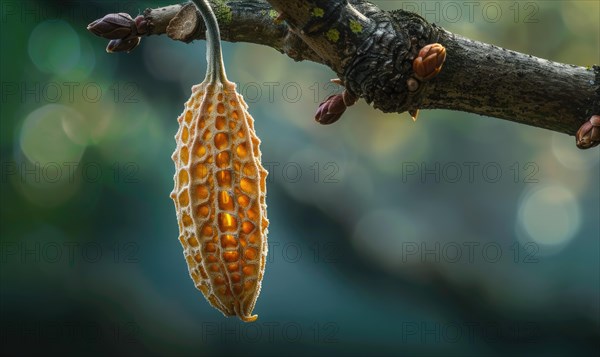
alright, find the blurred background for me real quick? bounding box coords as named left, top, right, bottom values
left=1, top=0, right=599, bottom=355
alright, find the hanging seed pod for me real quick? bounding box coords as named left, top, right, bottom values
left=171, top=0, right=268, bottom=322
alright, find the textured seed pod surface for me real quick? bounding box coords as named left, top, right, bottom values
left=171, top=80, right=268, bottom=322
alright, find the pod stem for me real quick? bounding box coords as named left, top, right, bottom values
left=191, top=0, right=228, bottom=84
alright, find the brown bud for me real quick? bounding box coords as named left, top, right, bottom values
left=413, top=43, right=447, bottom=81
left=106, top=37, right=141, bottom=53
left=576, top=115, right=600, bottom=149
left=88, top=13, right=136, bottom=39
left=315, top=94, right=346, bottom=125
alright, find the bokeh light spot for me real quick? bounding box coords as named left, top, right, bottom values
left=517, top=185, right=581, bottom=252
left=20, top=104, right=87, bottom=166
left=28, top=20, right=81, bottom=75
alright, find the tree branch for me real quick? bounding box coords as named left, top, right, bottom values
left=143, top=1, right=322, bottom=63
left=88, top=0, right=600, bottom=140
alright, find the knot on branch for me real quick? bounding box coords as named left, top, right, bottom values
left=341, top=9, right=439, bottom=113
left=167, top=3, right=201, bottom=42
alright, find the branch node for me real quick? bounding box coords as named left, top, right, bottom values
left=167, top=3, right=200, bottom=42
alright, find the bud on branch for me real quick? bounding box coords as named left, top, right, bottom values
left=87, top=13, right=148, bottom=53
left=576, top=115, right=600, bottom=149
left=413, top=43, right=447, bottom=81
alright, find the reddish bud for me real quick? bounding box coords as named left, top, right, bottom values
left=576, top=115, right=600, bottom=149
left=88, top=13, right=136, bottom=39
left=413, top=43, right=447, bottom=81
left=315, top=94, right=346, bottom=125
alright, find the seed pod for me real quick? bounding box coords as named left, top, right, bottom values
left=172, top=81, right=268, bottom=322
left=413, top=43, right=447, bottom=81
left=171, top=0, right=268, bottom=322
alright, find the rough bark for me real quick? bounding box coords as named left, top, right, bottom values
left=91, top=0, right=600, bottom=137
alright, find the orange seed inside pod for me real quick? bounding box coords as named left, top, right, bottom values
left=216, top=151, right=230, bottom=168
left=219, top=213, right=237, bottom=232
left=221, top=234, right=237, bottom=248
left=216, top=170, right=232, bottom=188
left=218, top=191, right=234, bottom=211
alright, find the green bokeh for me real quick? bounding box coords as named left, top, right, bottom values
left=1, top=1, right=599, bottom=356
